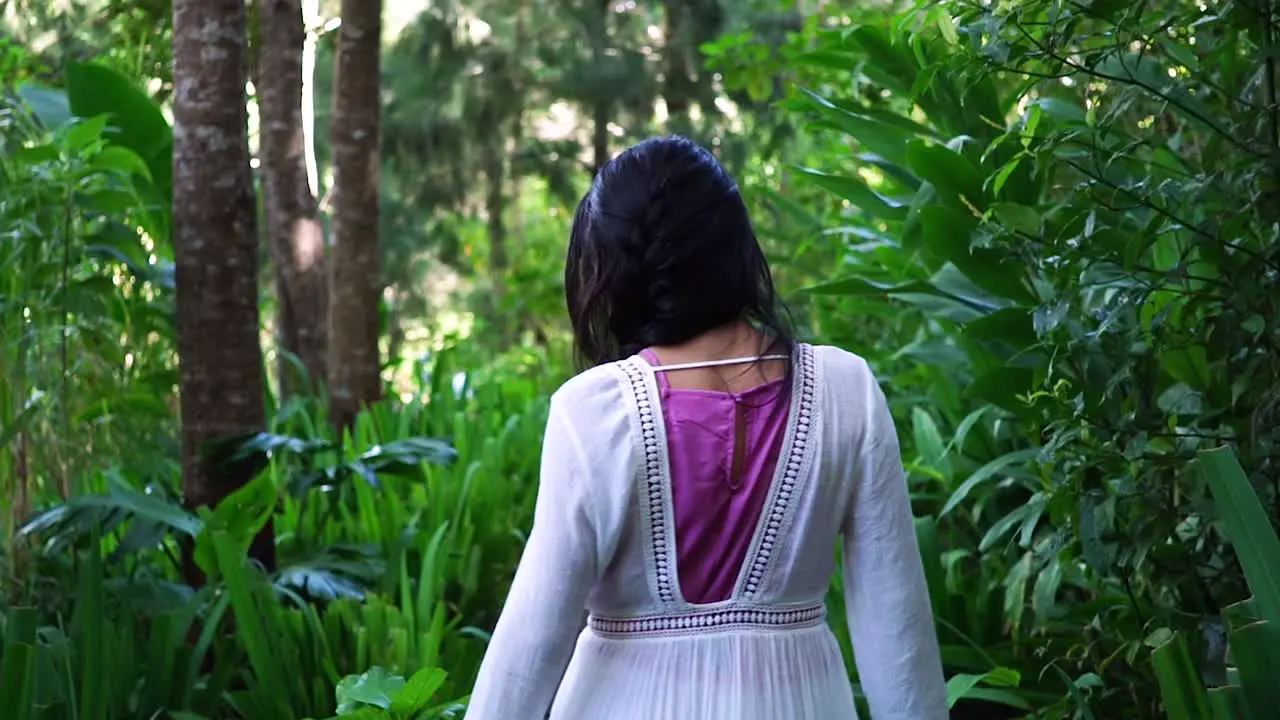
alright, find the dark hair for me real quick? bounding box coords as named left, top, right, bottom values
left=564, top=136, right=793, bottom=368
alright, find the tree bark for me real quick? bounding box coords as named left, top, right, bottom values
left=260, top=0, right=328, bottom=396
left=328, top=0, right=383, bottom=431
left=663, top=0, right=695, bottom=137
left=589, top=0, right=610, bottom=175
left=172, top=0, right=274, bottom=579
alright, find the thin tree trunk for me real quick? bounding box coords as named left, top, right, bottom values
left=173, top=0, right=274, bottom=580
left=510, top=0, right=526, bottom=243
left=302, top=0, right=320, bottom=195
left=261, top=0, right=328, bottom=396
left=328, top=0, right=383, bottom=431
left=663, top=0, right=695, bottom=137
left=589, top=0, right=610, bottom=174
left=484, top=140, right=507, bottom=296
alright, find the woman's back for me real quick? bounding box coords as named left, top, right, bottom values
left=638, top=345, right=791, bottom=605
left=464, top=136, right=946, bottom=719
left=466, top=343, right=948, bottom=719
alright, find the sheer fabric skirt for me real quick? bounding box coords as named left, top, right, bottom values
left=549, top=624, right=858, bottom=720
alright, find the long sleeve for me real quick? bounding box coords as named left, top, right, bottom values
left=842, top=378, right=948, bottom=719
left=465, top=396, right=599, bottom=720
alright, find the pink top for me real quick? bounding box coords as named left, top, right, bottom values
left=640, top=349, right=793, bottom=604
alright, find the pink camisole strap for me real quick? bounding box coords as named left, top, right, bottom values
left=639, top=349, right=792, bottom=604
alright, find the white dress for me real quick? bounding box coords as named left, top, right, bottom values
left=465, top=344, right=948, bottom=720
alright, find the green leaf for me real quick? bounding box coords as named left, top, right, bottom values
left=962, top=307, right=1037, bottom=351
left=0, top=642, right=35, bottom=720
left=1160, top=345, right=1211, bottom=389
left=911, top=408, right=950, bottom=478
left=1032, top=559, right=1063, bottom=625
left=65, top=114, right=110, bottom=151
left=336, top=667, right=407, bottom=714
left=66, top=62, right=170, bottom=160
left=967, top=366, right=1036, bottom=414
left=13, top=143, right=59, bottom=165
left=990, top=154, right=1024, bottom=198
left=91, top=146, right=154, bottom=182
left=940, top=447, right=1040, bottom=517
left=65, top=62, right=172, bottom=203
left=1206, top=685, right=1247, bottom=720
left=1151, top=632, right=1212, bottom=720
left=945, top=667, right=1022, bottom=709
left=1199, top=447, right=1280, bottom=627
left=946, top=674, right=985, bottom=709
left=796, top=87, right=918, bottom=166
left=16, top=82, right=73, bottom=129
left=979, top=502, right=1035, bottom=552
left=905, top=140, right=986, bottom=211
left=1231, top=620, right=1280, bottom=718
left=917, top=206, right=1033, bottom=303
left=391, top=667, right=448, bottom=714
left=990, top=202, right=1041, bottom=237
left=791, top=166, right=909, bottom=220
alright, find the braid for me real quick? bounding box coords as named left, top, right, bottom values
left=565, top=136, right=794, bottom=368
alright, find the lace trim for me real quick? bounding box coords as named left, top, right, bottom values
left=589, top=603, right=826, bottom=639
left=742, top=344, right=816, bottom=599
left=620, top=359, right=676, bottom=604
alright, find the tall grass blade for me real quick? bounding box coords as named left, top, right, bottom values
left=1151, top=632, right=1211, bottom=720
left=1198, top=446, right=1280, bottom=626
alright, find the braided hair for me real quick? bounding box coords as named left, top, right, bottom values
left=564, top=136, right=793, bottom=368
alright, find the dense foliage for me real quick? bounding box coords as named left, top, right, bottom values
left=2, top=0, right=1278, bottom=718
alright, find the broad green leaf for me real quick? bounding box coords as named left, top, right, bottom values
left=0, top=642, right=35, bottom=720
left=391, top=667, right=448, bottom=714
left=945, top=673, right=985, bottom=708
left=962, top=307, right=1037, bottom=351
left=796, top=87, right=917, bottom=166
left=1231, top=621, right=1280, bottom=718
left=917, top=206, right=1033, bottom=303
left=791, top=166, right=909, bottom=220
left=13, top=143, right=59, bottom=165
left=1151, top=632, right=1212, bottom=720
left=967, top=366, right=1036, bottom=414
left=905, top=140, right=986, bottom=211
left=1206, top=685, right=1247, bottom=720
left=990, top=202, right=1041, bottom=237
left=65, top=114, right=111, bottom=150
left=1032, top=559, right=1063, bottom=625
left=940, top=447, right=1040, bottom=517
left=979, top=502, right=1035, bottom=552
left=91, top=146, right=154, bottom=182
left=1199, top=446, right=1280, bottom=627
left=16, top=82, right=73, bottom=128
left=911, top=408, right=950, bottom=478
left=990, top=155, right=1024, bottom=198
left=66, top=62, right=171, bottom=160
left=65, top=62, right=173, bottom=203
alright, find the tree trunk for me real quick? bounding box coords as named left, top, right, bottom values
left=589, top=0, right=610, bottom=175
left=260, top=0, right=328, bottom=396
left=483, top=139, right=507, bottom=316
left=510, top=0, right=527, bottom=244
left=301, top=0, right=321, bottom=196
left=172, top=0, right=274, bottom=579
left=328, top=0, right=383, bottom=431
left=663, top=0, right=695, bottom=137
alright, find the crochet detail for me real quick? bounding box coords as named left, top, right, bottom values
left=742, top=344, right=816, bottom=599
left=621, top=359, right=677, bottom=604
left=589, top=603, right=826, bottom=639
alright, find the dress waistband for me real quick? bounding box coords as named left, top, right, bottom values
left=588, top=602, right=827, bottom=639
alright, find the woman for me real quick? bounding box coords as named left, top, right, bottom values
left=465, top=137, right=947, bottom=719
